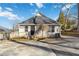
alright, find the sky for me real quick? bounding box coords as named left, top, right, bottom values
left=0, top=3, right=77, bottom=29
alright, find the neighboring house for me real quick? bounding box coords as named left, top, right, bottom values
left=0, top=26, right=10, bottom=40
left=13, top=13, right=61, bottom=39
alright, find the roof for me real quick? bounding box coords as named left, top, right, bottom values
left=20, top=12, right=58, bottom=25
left=0, top=26, right=10, bottom=33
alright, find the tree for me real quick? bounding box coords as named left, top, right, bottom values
left=66, top=20, right=71, bottom=29
left=58, top=12, right=65, bottom=24
left=57, top=12, right=66, bottom=30
left=58, top=11, right=74, bottom=30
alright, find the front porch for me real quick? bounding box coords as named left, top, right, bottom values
left=18, top=24, right=61, bottom=39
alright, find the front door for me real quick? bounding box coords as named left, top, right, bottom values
left=30, top=25, right=35, bottom=35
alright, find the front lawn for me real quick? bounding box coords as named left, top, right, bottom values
left=61, top=31, right=79, bottom=37
left=10, top=37, right=28, bottom=42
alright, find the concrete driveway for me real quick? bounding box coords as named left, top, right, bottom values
left=0, top=36, right=79, bottom=56
left=0, top=40, right=56, bottom=56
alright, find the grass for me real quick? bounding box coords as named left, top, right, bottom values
left=10, top=37, right=28, bottom=42
left=10, top=37, right=41, bottom=42
left=10, top=36, right=46, bottom=42
left=61, top=31, right=79, bottom=37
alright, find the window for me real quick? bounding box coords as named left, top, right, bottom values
left=48, top=25, right=54, bottom=32
left=52, top=26, right=54, bottom=32
left=31, top=25, right=35, bottom=31
left=25, top=26, right=28, bottom=31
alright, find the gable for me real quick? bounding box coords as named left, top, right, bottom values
left=20, top=13, right=58, bottom=25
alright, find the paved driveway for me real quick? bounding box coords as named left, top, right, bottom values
left=39, top=36, right=79, bottom=56
left=0, top=36, right=79, bottom=56
left=0, top=40, right=56, bottom=56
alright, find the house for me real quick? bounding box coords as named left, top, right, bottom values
left=0, top=26, right=10, bottom=40
left=12, top=13, right=61, bottom=39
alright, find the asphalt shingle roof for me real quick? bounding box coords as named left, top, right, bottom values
left=20, top=13, right=58, bottom=25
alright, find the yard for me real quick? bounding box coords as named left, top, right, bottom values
left=61, top=31, right=79, bottom=37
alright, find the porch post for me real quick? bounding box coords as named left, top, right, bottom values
left=28, top=26, right=31, bottom=39
left=28, top=26, right=31, bottom=32
left=35, top=25, right=37, bottom=31
left=54, top=26, right=59, bottom=33
left=34, top=25, right=37, bottom=39
left=54, top=26, right=60, bottom=38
